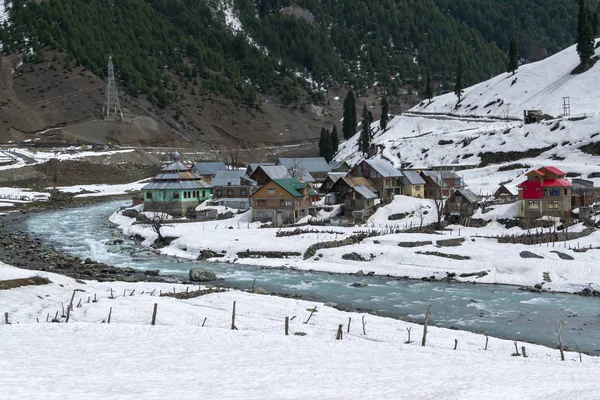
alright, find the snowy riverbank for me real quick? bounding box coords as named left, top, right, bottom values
left=1, top=261, right=598, bottom=399
left=109, top=199, right=600, bottom=295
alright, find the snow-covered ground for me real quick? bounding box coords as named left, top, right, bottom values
left=55, top=180, right=149, bottom=198
left=110, top=197, right=600, bottom=294
left=1, top=261, right=597, bottom=399
left=0, top=187, right=50, bottom=207
left=0, top=147, right=136, bottom=171
left=335, top=42, right=600, bottom=196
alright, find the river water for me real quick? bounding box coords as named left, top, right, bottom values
left=25, top=200, right=600, bottom=354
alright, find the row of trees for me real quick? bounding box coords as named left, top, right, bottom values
left=576, top=0, right=599, bottom=68
left=318, top=126, right=338, bottom=162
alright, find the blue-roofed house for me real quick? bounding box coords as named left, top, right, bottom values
left=210, top=170, right=257, bottom=210
left=192, top=161, right=229, bottom=184
left=275, top=157, right=332, bottom=182
left=141, top=152, right=211, bottom=217
left=347, top=159, right=402, bottom=201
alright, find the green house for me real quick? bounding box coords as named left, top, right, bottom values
left=141, top=152, right=211, bottom=217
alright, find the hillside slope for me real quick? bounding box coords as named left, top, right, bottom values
left=336, top=42, right=600, bottom=195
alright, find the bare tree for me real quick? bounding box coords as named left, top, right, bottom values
left=221, top=146, right=240, bottom=170
left=556, top=321, right=565, bottom=361
left=143, top=194, right=175, bottom=243
left=414, top=205, right=426, bottom=230
left=433, top=185, right=445, bottom=232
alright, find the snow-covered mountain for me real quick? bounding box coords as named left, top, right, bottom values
left=336, top=42, right=600, bottom=195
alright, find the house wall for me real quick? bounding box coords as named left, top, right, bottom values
left=212, top=185, right=255, bottom=199
left=520, top=187, right=572, bottom=218
left=250, top=181, right=313, bottom=224
left=250, top=169, right=272, bottom=186
left=402, top=184, right=424, bottom=198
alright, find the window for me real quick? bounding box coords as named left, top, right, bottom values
left=564, top=188, right=568, bottom=195
left=548, top=201, right=559, bottom=209
left=216, top=189, right=223, bottom=197
left=255, top=199, right=267, bottom=207
left=267, top=189, right=275, bottom=195
left=549, top=188, right=560, bottom=196
left=296, top=199, right=301, bottom=206
left=146, top=192, right=152, bottom=200
left=241, top=189, right=247, bottom=197
left=415, top=185, right=421, bottom=191
left=528, top=200, right=539, bottom=209
left=173, top=192, right=180, bottom=200
left=227, top=189, right=234, bottom=197
left=280, top=199, right=292, bottom=207
left=305, top=198, right=310, bottom=205
left=543, top=189, right=547, bottom=196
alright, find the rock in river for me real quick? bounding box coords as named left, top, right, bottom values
left=189, top=268, right=217, bottom=282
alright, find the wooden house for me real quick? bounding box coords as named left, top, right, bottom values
left=327, top=176, right=377, bottom=218
left=400, top=171, right=426, bottom=198
left=571, top=178, right=595, bottom=209
left=517, top=166, right=572, bottom=218
left=420, top=170, right=465, bottom=199
left=192, top=161, right=229, bottom=184
left=275, top=157, right=332, bottom=182
left=210, top=170, right=257, bottom=210
left=493, top=184, right=518, bottom=203
left=250, top=178, right=319, bottom=225
left=347, top=159, right=402, bottom=201
left=445, top=188, right=481, bottom=220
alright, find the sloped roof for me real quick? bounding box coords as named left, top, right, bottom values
left=342, top=176, right=375, bottom=189
left=153, top=171, right=203, bottom=181
left=541, top=166, right=566, bottom=175
left=258, top=165, right=290, bottom=180
left=272, top=178, right=308, bottom=197
left=353, top=185, right=378, bottom=200
left=276, top=157, right=331, bottom=173
left=211, top=170, right=256, bottom=187
left=247, top=163, right=275, bottom=174
left=141, top=180, right=210, bottom=190
left=328, top=160, right=350, bottom=170
left=541, top=179, right=572, bottom=187
left=454, top=188, right=480, bottom=204
left=362, top=159, right=402, bottom=177
left=401, top=170, right=426, bottom=185
left=192, top=162, right=228, bottom=176
left=289, top=168, right=315, bottom=183
left=162, top=161, right=191, bottom=173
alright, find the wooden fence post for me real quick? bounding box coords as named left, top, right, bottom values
left=361, top=315, right=367, bottom=335
left=285, top=316, right=289, bottom=335
left=108, top=307, right=112, bottom=324
left=421, top=305, right=432, bottom=347
left=336, top=324, right=343, bottom=340
left=202, top=317, right=207, bottom=327
left=521, top=346, right=527, bottom=358
left=65, top=305, right=71, bottom=323
left=151, top=303, right=158, bottom=326
left=454, top=339, right=458, bottom=350
left=4, top=312, right=9, bottom=325
left=231, top=301, right=237, bottom=330
left=69, top=290, right=76, bottom=311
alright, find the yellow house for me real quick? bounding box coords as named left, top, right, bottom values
left=401, top=171, right=426, bottom=198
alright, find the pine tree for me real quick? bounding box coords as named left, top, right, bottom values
left=454, top=54, right=464, bottom=103
left=342, top=89, right=357, bottom=140
left=593, top=11, right=599, bottom=38
left=577, top=0, right=587, bottom=55
left=331, top=124, right=339, bottom=154
left=359, top=103, right=370, bottom=155
left=323, top=129, right=334, bottom=162
left=380, top=95, right=389, bottom=132
left=581, top=23, right=595, bottom=64
left=425, top=71, right=433, bottom=103
left=577, top=0, right=595, bottom=66
left=507, top=37, right=518, bottom=74
left=318, top=127, right=326, bottom=159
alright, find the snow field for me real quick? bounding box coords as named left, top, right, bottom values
left=1, top=262, right=599, bottom=399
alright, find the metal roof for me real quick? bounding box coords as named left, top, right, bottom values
left=154, top=171, right=204, bottom=181
left=353, top=185, right=378, bottom=199
left=289, top=168, right=315, bottom=183
left=541, top=166, right=566, bottom=175
left=247, top=163, right=275, bottom=174
left=328, top=160, right=350, bottom=170
left=272, top=178, right=307, bottom=197
left=259, top=165, right=290, bottom=180
left=211, top=170, right=256, bottom=187
left=401, top=170, right=426, bottom=185
left=276, top=157, right=332, bottom=173
left=141, top=181, right=210, bottom=190
left=362, top=159, right=402, bottom=177
left=454, top=188, right=480, bottom=204
left=161, top=161, right=191, bottom=172
left=192, top=162, right=229, bottom=176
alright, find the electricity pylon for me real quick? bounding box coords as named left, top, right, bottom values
left=102, top=54, right=123, bottom=119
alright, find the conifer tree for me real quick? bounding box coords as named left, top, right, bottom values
left=342, top=89, right=357, bottom=140
left=454, top=54, right=464, bottom=102
left=593, top=11, right=599, bottom=38
left=359, top=103, right=370, bottom=155
left=323, top=129, right=333, bottom=162
left=507, top=37, right=518, bottom=74
left=577, top=0, right=595, bottom=66
left=380, top=95, right=389, bottom=132
left=318, top=127, right=326, bottom=159
left=331, top=124, right=339, bottom=154
left=425, top=71, right=433, bottom=103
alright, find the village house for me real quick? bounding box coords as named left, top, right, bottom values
left=141, top=152, right=211, bottom=217
left=250, top=178, right=319, bottom=225
left=517, top=166, right=573, bottom=218
left=445, top=188, right=481, bottom=221
left=275, top=157, right=332, bottom=182
left=250, top=165, right=290, bottom=186
left=327, top=176, right=378, bottom=218
left=245, top=163, right=275, bottom=177
left=347, top=159, right=402, bottom=201
left=319, top=172, right=347, bottom=194
left=328, top=160, right=351, bottom=173
left=571, top=178, right=596, bottom=209
left=420, top=170, right=465, bottom=199
left=400, top=171, right=426, bottom=198
left=210, top=170, right=257, bottom=210
left=493, top=184, right=518, bottom=203
left=192, top=161, right=229, bottom=184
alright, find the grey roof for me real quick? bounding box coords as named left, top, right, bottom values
left=141, top=181, right=210, bottom=190
left=260, top=165, right=290, bottom=180
left=353, top=185, right=378, bottom=200
left=455, top=188, right=480, bottom=204
left=211, top=170, right=256, bottom=187
left=247, top=163, right=275, bottom=174
left=401, top=170, right=426, bottom=185
left=289, top=168, right=315, bottom=183
left=276, top=157, right=332, bottom=173
left=328, top=160, right=350, bottom=170
left=162, top=161, right=190, bottom=172
left=192, top=162, right=229, bottom=176
left=363, top=159, right=402, bottom=177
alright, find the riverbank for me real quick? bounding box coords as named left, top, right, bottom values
left=2, top=261, right=598, bottom=400
left=110, top=206, right=600, bottom=295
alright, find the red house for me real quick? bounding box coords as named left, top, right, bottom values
left=517, top=166, right=572, bottom=218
